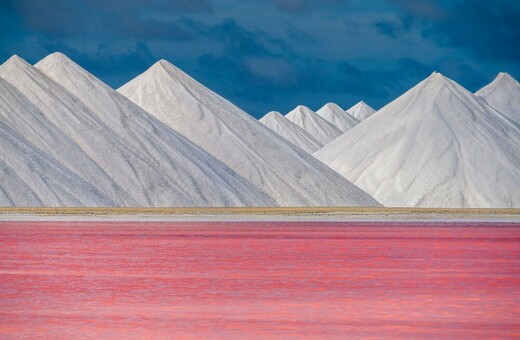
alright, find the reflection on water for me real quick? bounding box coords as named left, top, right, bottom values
left=1, top=221, right=519, bottom=338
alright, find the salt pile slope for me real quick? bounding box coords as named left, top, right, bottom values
left=316, top=103, right=360, bottom=132
left=0, top=87, right=110, bottom=206
left=315, top=72, right=520, bottom=208
left=0, top=60, right=132, bottom=206
left=347, top=101, right=376, bottom=121
left=119, top=60, right=379, bottom=206
left=0, top=54, right=275, bottom=207
left=476, top=73, right=520, bottom=124
left=259, top=111, right=322, bottom=153
left=285, top=105, right=343, bottom=145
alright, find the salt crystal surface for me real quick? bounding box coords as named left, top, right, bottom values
left=346, top=101, right=376, bottom=121
left=315, top=72, right=520, bottom=208
left=259, top=111, right=322, bottom=153
left=0, top=54, right=276, bottom=207
left=476, top=72, right=520, bottom=124
left=119, top=60, right=379, bottom=206
left=285, top=105, right=343, bottom=145
left=316, top=103, right=360, bottom=132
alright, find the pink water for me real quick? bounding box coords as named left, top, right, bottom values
left=1, top=221, right=519, bottom=338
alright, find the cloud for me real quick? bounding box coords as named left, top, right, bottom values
left=195, top=20, right=296, bottom=95
left=286, top=25, right=317, bottom=44
left=110, top=18, right=196, bottom=41
left=372, top=16, right=412, bottom=39
left=390, top=0, right=520, bottom=61
left=389, top=0, right=443, bottom=19
left=87, top=0, right=213, bottom=13
left=373, top=20, right=403, bottom=38
left=3, top=0, right=204, bottom=41
left=192, top=19, right=438, bottom=115
left=197, top=19, right=291, bottom=56
left=271, top=0, right=347, bottom=13
left=3, top=0, right=87, bottom=37
left=245, top=57, right=299, bottom=86
left=272, top=0, right=314, bottom=13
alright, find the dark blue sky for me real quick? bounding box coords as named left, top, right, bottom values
left=1, top=0, right=519, bottom=118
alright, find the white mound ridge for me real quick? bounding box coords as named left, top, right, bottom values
left=315, top=72, right=520, bottom=208
left=259, top=111, right=322, bottom=153
left=285, top=105, right=343, bottom=145
left=476, top=72, right=520, bottom=124
left=346, top=101, right=376, bottom=121
left=316, top=103, right=360, bottom=132
left=0, top=54, right=276, bottom=207
left=119, top=60, right=379, bottom=206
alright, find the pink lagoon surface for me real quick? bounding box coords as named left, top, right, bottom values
left=0, top=221, right=519, bottom=339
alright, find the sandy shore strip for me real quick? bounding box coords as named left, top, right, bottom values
left=0, top=207, right=519, bottom=222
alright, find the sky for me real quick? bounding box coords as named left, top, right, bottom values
left=1, top=0, right=519, bottom=118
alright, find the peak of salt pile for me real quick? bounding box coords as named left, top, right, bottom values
left=2, top=55, right=26, bottom=67
left=285, top=105, right=343, bottom=145
left=0, top=53, right=276, bottom=207
left=316, top=103, right=360, bottom=132
left=346, top=101, right=376, bottom=121
left=315, top=72, right=520, bottom=208
left=476, top=72, right=520, bottom=124
left=259, top=111, right=322, bottom=153
left=119, top=59, right=380, bottom=206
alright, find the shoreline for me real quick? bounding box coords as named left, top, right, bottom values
left=0, top=207, right=518, bottom=222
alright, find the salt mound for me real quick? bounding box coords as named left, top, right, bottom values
left=259, top=111, right=322, bottom=153
left=316, top=103, right=360, bottom=132
left=119, top=60, right=380, bottom=206
left=315, top=72, right=520, bottom=208
left=0, top=53, right=276, bottom=207
left=476, top=72, right=520, bottom=124
left=346, top=101, right=376, bottom=121
left=285, top=105, right=343, bottom=145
